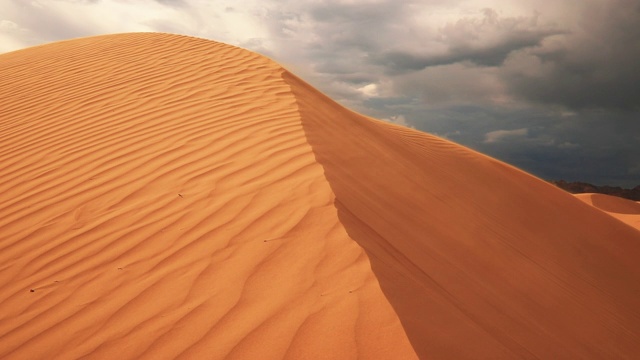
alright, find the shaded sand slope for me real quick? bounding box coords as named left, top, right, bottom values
left=0, top=33, right=639, bottom=359
left=285, top=71, right=640, bottom=358
left=576, top=193, right=640, bottom=230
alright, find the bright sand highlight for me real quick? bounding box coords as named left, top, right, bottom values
left=1, top=33, right=639, bottom=359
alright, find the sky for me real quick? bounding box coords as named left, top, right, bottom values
left=1, top=0, right=639, bottom=187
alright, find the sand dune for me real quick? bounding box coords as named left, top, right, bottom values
left=576, top=193, right=640, bottom=230
left=1, top=33, right=639, bottom=359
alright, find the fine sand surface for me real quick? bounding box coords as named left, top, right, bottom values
left=1, top=33, right=640, bottom=359
left=576, top=193, right=640, bottom=230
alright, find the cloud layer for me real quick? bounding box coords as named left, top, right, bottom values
left=1, top=0, right=638, bottom=186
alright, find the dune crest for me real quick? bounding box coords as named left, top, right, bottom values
left=1, top=33, right=640, bottom=359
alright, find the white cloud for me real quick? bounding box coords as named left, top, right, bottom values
left=0, top=20, right=19, bottom=31
left=0, top=19, right=28, bottom=52
left=484, top=128, right=528, bottom=143
left=357, top=83, right=379, bottom=98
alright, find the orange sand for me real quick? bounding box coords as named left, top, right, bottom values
left=576, top=193, right=640, bottom=230
left=1, top=33, right=639, bottom=359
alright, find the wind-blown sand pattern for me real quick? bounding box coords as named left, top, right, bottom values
left=576, top=193, right=640, bottom=230
left=1, top=33, right=639, bottom=359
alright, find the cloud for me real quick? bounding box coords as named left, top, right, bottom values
left=358, top=83, right=380, bottom=98
left=377, top=8, right=562, bottom=72
left=154, top=0, right=186, bottom=6
left=484, top=128, right=528, bottom=143
left=0, top=0, right=184, bottom=52
left=467, top=108, right=640, bottom=187
left=500, top=0, right=640, bottom=110
left=391, top=63, right=507, bottom=106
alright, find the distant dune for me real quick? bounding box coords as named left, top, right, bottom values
left=576, top=193, right=640, bottom=230
left=1, top=33, right=639, bottom=359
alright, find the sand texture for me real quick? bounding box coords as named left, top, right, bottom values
left=1, top=33, right=640, bottom=359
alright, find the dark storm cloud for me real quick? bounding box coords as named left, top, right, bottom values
left=376, top=9, right=562, bottom=72
left=501, top=0, right=640, bottom=111
left=389, top=63, right=504, bottom=105
left=301, top=1, right=409, bottom=66
left=310, top=1, right=400, bottom=23
left=409, top=105, right=640, bottom=187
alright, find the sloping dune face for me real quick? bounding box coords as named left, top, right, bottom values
left=286, top=72, right=640, bottom=359
left=575, top=193, right=640, bottom=230
left=0, top=33, right=414, bottom=359
left=1, top=33, right=640, bottom=359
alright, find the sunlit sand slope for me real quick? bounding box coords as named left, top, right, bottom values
left=0, top=33, right=414, bottom=359
left=1, top=33, right=640, bottom=359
